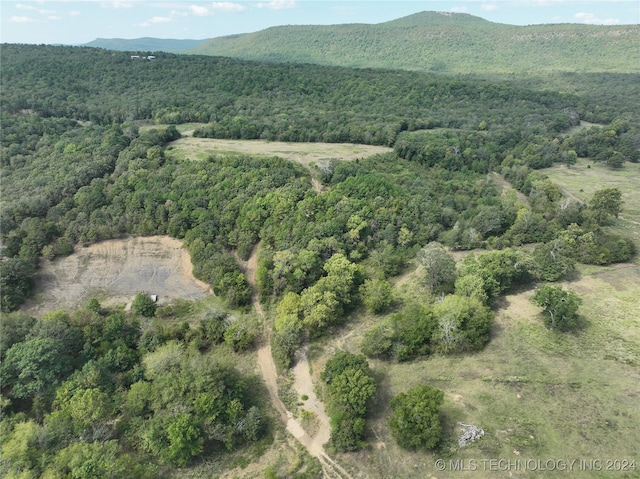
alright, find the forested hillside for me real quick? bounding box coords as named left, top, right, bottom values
left=1, top=44, right=639, bottom=477
left=1, top=44, right=597, bottom=140
left=193, top=11, right=640, bottom=74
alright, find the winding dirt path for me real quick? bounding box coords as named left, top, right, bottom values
left=238, top=244, right=353, bottom=479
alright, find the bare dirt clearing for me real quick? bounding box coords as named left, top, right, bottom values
left=23, top=236, right=211, bottom=316
left=166, top=136, right=393, bottom=167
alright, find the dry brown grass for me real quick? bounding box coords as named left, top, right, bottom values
left=166, top=136, right=393, bottom=168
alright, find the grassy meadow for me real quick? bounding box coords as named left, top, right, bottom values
left=164, top=133, right=393, bottom=167
left=543, top=159, right=640, bottom=251
left=318, top=263, right=640, bottom=479
left=308, top=159, right=640, bottom=478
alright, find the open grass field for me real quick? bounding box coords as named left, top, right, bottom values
left=317, top=260, right=640, bottom=479
left=165, top=136, right=393, bottom=168
left=543, top=159, right=640, bottom=252
left=164, top=132, right=393, bottom=194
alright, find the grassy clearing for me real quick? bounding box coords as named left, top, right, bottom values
left=561, top=121, right=606, bottom=137
left=165, top=136, right=393, bottom=167
left=322, top=264, right=640, bottom=479
left=543, top=159, right=640, bottom=252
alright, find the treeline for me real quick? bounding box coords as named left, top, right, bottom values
left=0, top=300, right=266, bottom=477
left=0, top=110, right=501, bottom=312
left=394, top=118, right=639, bottom=175
left=361, top=197, right=634, bottom=364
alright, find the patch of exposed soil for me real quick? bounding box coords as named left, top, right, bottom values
left=23, top=236, right=212, bottom=316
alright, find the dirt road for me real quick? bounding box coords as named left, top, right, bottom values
left=240, top=244, right=353, bottom=479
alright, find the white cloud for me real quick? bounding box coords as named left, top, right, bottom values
left=451, top=7, right=469, bottom=13
left=189, top=5, right=211, bottom=16
left=530, top=0, right=561, bottom=6
left=138, top=7, right=188, bottom=27
left=257, top=0, right=296, bottom=10
left=70, top=10, right=81, bottom=16
left=149, top=16, right=172, bottom=23
left=48, top=15, right=63, bottom=21
left=481, top=4, right=499, bottom=12
left=11, top=15, right=36, bottom=23
left=211, top=2, right=248, bottom=12
left=574, top=12, right=620, bottom=25
left=140, top=15, right=173, bottom=27
left=101, top=1, right=134, bottom=8
left=17, top=3, right=54, bottom=15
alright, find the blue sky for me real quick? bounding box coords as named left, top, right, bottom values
left=1, top=1, right=638, bottom=45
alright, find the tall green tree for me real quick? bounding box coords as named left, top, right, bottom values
left=2, top=337, right=73, bottom=400
left=417, top=243, right=457, bottom=293
left=165, top=414, right=204, bottom=467
left=532, top=238, right=576, bottom=281
left=328, top=368, right=376, bottom=417
left=0, top=312, right=36, bottom=360
left=359, top=278, right=393, bottom=314
left=531, top=284, right=582, bottom=331
left=0, top=258, right=36, bottom=312
left=132, top=293, right=157, bottom=318
left=322, top=351, right=375, bottom=452
left=589, top=187, right=623, bottom=225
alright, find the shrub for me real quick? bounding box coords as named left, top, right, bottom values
left=132, top=293, right=157, bottom=318
left=531, top=284, right=582, bottom=332
left=389, top=385, right=444, bottom=449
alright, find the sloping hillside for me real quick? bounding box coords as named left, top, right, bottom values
left=192, top=11, right=639, bottom=74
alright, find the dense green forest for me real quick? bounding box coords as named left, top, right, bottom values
left=3, top=43, right=609, bottom=141
left=193, top=11, right=640, bottom=74
left=1, top=43, right=638, bottom=477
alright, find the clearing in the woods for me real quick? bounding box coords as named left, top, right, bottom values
left=23, top=236, right=211, bottom=316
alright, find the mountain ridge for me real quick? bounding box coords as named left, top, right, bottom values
left=80, top=11, right=639, bottom=74
left=82, top=37, right=207, bottom=53
left=192, top=11, right=639, bottom=74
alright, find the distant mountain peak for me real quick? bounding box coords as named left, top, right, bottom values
left=384, top=11, right=491, bottom=25
left=82, top=37, right=207, bottom=54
